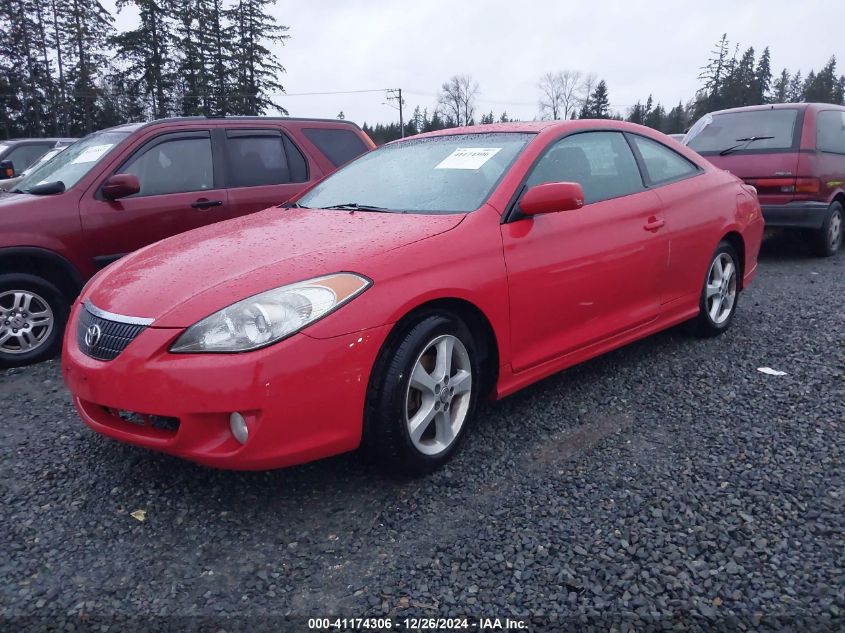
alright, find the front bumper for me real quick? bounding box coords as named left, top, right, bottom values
left=761, top=201, right=829, bottom=230
left=62, top=301, right=391, bottom=470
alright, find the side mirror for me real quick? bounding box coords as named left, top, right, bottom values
left=519, top=182, right=585, bottom=215
left=102, top=173, right=140, bottom=200
left=0, top=160, right=14, bottom=179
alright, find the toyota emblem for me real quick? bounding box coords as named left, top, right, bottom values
left=85, top=324, right=102, bottom=348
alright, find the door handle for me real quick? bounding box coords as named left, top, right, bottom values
left=644, top=216, right=665, bottom=232
left=191, top=199, right=223, bottom=210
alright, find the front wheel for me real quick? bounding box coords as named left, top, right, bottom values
left=0, top=274, right=68, bottom=369
left=813, top=201, right=843, bottom=257
left=365, top=312, right=481, bottom=476
left=691, top=242, right=740, bottom=337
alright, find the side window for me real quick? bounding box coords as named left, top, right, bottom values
left=283, top=135, right=308, bottom=182
left=6, top=144, right=49, bottom=173
left=227, top=132, right=290, bottom=187
left=302, top=128, right=368, bottom=167
left=629, top=135, right=699, bottom=184
left=817, top=111, right=845, bottom=154
left=122, top=135, right=213, bottom=196
left=525, top=131, right=643, bottom=204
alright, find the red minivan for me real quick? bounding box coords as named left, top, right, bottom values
left=0, top=117, right=374, bottom=368
left=685, top=103, right=845, bottom=257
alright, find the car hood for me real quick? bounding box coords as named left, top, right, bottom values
left=86, top=208, right=465, bottom=327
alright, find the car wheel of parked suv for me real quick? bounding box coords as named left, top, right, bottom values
left=814, top=201, right=843, bottom=258
left=0, top=274, right=68, bottom=369
left=365, top=312, right=481, bottom=476
left=692, top=241, right=740, bottom=337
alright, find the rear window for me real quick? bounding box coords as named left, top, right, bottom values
left=302, top=128, right=368, bottom=167
left=817, top=110, right=845, bottom=154
left=685, top=109, right=799, bottom=154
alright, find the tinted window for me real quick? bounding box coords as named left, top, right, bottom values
left=283, top=136, right=308, bottom=182
left=817, top=111, right=845, bottom=154
left=526, top=131, right=643, bottom=204
left=298, top=133, right=532, bottom=214
left=123, top=136, right=213, bottom=196
left=302, top=128, right=368, bottom=167
left=227, top=133, right=290, bottom=187
left=5, top=144, right=50, bottom=173
left=685, top=109, right=799, bottom=154
left=629, top=135, right=699, bottom=184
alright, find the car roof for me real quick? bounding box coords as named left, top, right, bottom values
left=703, top=102, right=845, bottom=116
left=401, top=119, right=661, bottom=141
left=99, top=116, right=366, bottom=135
left=1, top=137, right=77, bottom=144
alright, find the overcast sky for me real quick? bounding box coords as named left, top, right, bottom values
left=104, top=0, right=840, bottom=126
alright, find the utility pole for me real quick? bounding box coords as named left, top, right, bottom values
left=386, top=88, right=404, bottom=137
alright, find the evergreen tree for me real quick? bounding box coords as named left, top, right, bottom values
left=58, top=0, right=115, bottom=134
left=225, top=0, right=289, bottom=115
left=787, top=70, right=804, bottom=102
left=753, top=46, right=771, bottom=103
left=582, top=79, right=610, bottom=118
left=804, top=56, right=838, bottom=103
left=111, top=0, right=177, bottom=120
left=772, top=69, right=790, bottom=103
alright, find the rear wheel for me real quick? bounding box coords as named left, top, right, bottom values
left=0, top=274, right=68, bottom=369
left=691, top=242, right=740, bottom=337
left=813, top=201, right=843, bottom=257
left=365, top=312, right=481, bottom=476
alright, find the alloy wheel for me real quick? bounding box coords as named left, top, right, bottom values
left=828, top=208, right=842, bottom=252
left=0, top=290, right=55, bottom=355
left=705, top=253, right=737, bottom=325
left=404, top=334, right=472, bottom=456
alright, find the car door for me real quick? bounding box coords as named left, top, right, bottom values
left=80, top=130, right=229, bottom=267
left=223, top=128, right=311, bottom=217
left=501, top=130, right=669, bottom=372
left=625, top=133, right=709, bottom=305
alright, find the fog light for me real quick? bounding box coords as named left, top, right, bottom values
left=229, top=412, right=249, bottom=444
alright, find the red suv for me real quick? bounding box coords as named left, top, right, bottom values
left=685, top=103, right=845, bottom=257
left=0, top=117, right=373, bottom=368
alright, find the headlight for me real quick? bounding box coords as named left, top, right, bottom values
left=170, top=273, right=371, bottom=353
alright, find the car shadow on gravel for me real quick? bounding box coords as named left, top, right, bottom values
left=758, top=229, right=835, bottom=260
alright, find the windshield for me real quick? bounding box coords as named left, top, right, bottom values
left=685, top=109, right=799, bottom=154
left=0, top=143, right=9, bottom=156
left=15, top=132, right=128, bottom=192
left=22, top=148, right=64, bottom=176
left=297, top=133, right=533, bottom=214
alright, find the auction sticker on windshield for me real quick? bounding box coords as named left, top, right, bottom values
left=436, top=147, right=502, bottom=170
left=71, top=144, right=114, bottom=165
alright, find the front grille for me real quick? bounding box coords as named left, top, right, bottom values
left=77, top=303, right=149, bottom=361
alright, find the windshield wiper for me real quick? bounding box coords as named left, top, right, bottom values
left=281, top=201, right=309, bottom=209
left=719, top=136, right=775, bottom=156
left=323, top=202, right=394, bottom=213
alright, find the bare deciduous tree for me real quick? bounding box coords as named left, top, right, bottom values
left=437, top=74, right=479, bottom=127
left=538, top=70, right=584, bottom=120
left=578, top=72, right=598, bottom=114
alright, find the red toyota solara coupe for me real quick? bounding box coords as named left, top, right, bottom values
left=62, top=121, right=764, bottom=475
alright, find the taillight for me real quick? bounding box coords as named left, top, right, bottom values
left=795, top=178, right=820, bottom=194
left=744, top=177, right=820, bottom=194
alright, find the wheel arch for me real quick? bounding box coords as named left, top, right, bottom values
left=378, top=296, right=501, bottom=399
left=0, top=247, right=85, bottom=301
left=720, top=231, right=746, bottom=290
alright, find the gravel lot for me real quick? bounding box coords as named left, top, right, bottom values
left=2, top=232, right=843, bottom=632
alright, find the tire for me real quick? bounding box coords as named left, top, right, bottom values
left=812, top=201, right=843, bottom=258
left=364, top=311, right=481, bottom=476
left=0, top=273, right=69, bottom=369
left=691, top=241, right=740, bottom=338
